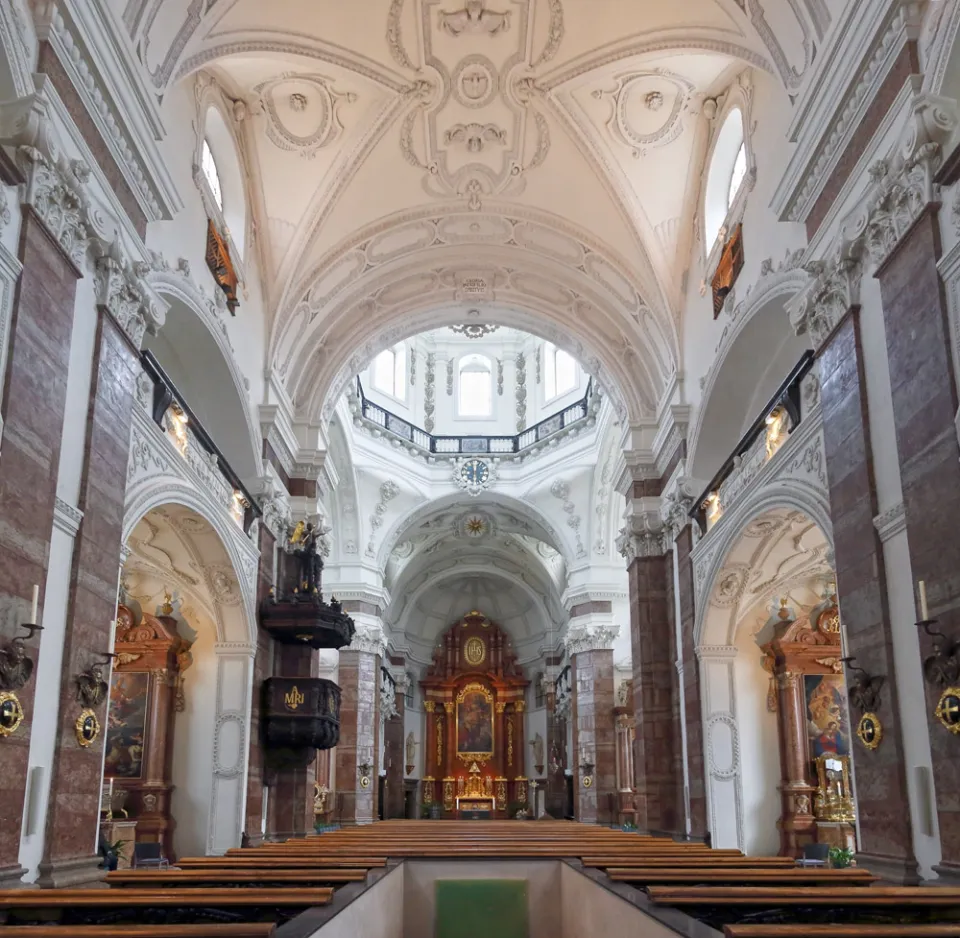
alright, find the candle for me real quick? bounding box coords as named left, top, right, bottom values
left=919, top=580, right=929, bottom=621
left=30, top=585, right=38, bottom=624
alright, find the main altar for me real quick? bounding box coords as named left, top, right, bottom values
left=420, top=611, right=529, bottom=817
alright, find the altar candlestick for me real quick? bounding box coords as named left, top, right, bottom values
left=30, top=585, right=38, bottom=623
left=919, top=580, right=929, bottom=621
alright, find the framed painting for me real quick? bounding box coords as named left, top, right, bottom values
left=104, top=671, right=150, bottom=779
left=804, top=673, right=851, bottom=759
left=456, top=682, right=494, bottom=763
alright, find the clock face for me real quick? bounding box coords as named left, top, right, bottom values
left=461, top=459, right=489, bottom=485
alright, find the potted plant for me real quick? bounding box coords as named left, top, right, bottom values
left=621, top=821, right=638, bottom=833
left=828, top=846, right=855, bottom=869
left=99, top=837, right=128, bottom=871
left=508, top=801, right=529, bottom=819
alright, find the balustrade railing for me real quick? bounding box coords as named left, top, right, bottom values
left=355, top=377, right=595, bottom=456
left=139, top=349, right=262, bottom=534
left=691, top=351, right=815, bottom=535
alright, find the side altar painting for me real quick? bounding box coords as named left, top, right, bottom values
left=104, top=671, right=150, bottom=778
left=804, top=674, right=850, bottom=758
left=457, top=682, right=493, bottom=758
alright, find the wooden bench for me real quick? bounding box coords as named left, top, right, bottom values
left=646, top=886, right=960, bottom=908
left=176, top=857, right=386, bottom=870
left=608, top=868, right=876, bottom=886
left=106, top=869, right=369, bottom=887
left=0, top=927, right=277, bottom=938
left=0, top=888, right=332, bottom=928
left=584, top=856, right=796, bottom=869
left=723, top=927, right=960, bottom=937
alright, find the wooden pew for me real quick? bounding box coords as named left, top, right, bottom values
left=106, top=869, right=369, bottom=887
left=583, top=856, right=796, bottom=869
left=608, top=868, right=876, bottom=886
left=174, top=853, right=387, bottom=880
left=0, top=888, right=332, bottom=928
left=723, top=928, right=960, bottom=937
left=646, top=886, right=960, bottom=908
left=0, top=927, right=277, bottom=938
left=177, top=857, right=387, bottom=870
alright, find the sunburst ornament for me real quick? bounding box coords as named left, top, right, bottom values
left=466, top=517, right=486, bottom=536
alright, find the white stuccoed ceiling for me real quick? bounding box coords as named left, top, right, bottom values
left=125, top=0, right=829, bottom=421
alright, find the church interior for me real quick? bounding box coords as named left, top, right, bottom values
left=2, top=0, right=960, bottom=935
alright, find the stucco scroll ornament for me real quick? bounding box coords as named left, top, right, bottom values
left=438, top=0, right=511, bottom=37
left=661, top=477, right=698, bottom=541
left=787, top=251, right=862, bottom=352
left=96, top=251, right=166, bottom=349
left=350, top=622, right=387, bottom=658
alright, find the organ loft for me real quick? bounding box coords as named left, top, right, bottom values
left=0, top=0, right=959, bottom=934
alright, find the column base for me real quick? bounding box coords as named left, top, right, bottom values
left=931, top=861, right=960, bottom=885
left=35, top=855, right=106, bottom=889
left=0, top=864, right=29, bottom=890
left=856, top=851, right=921, bottom=885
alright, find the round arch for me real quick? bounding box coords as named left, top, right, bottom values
left=377, top=491, right=572, bottom=571
left=145, top=272, right=262, bottom=486
left=687, top=263, right=810, bottom=484
left=694, top=482, right=834, bottom=645
left=123, top=483, right=259, bottom=645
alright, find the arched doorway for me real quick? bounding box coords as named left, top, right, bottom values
left=105, top=502, right=256, bottom=860
left=697, top=506, right=857, bottom=858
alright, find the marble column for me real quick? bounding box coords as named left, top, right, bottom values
left=874, top=207, right=960, bottom=881
left=335, top=619, right=382, bottom=824
left=791, top=272, right=919, bottom=883
left=775, top=671, right=817, bottom=857
left=0, top=177, right=82, bottom=888
left=38, top=272, right=158, bottom=887
left=623, top=545, right=684, bottom=836
left=569, top=645, right=617, bottom=825
left=543, top=660, right=567, bottom=818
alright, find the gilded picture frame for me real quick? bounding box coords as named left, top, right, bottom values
left=456, top=681, right=494, bottom=764
left=935, top=686, right=960, bottom=735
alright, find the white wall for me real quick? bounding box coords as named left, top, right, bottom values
left=170, top=614, right=218, bottom=860
left=733, top=626, right=781, bottom=857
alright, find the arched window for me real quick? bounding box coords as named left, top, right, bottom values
left=372, top=343, right=406, bottom=400
left=704, top=109, right=747, bottom=248
left=728, top=142, right=747, bottom=209
left=459, top=354, right=492, bottom=417
left=543, top=343, right=578, bottom=401
left=201, top=139, right=223, bottom=211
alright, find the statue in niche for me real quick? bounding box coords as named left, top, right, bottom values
left=406, top=732, right=418, bottom=765
left=530, top=732, right=544, bottom=768
left=0, top=636, right=33, bottom=690
left=438, top=0, right=511, bottom=37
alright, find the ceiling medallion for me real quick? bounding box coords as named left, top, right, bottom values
left=453, top=55, right=499, bottom=109
left=450, top=323, right=499, bottom=339
left=465, top=517, right=486, bottom=536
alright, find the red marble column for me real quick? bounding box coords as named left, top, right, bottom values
left=875, top=210, right=960, bottom=881
left=335, top=649, right=379, bottom=824
left=0, top=211, right=79, bottom=886
left=628, top=554, right=684, bottom=835
left=818, top=309, right=918, bottom=883
left=676, top=527, right=708, bottom=840
left=38, top=304, right=140, bottom=887
left=571, top=649, right=616, bottom=825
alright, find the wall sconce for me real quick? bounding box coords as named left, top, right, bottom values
left=578, top=748, right=595, bottom=788
left=916, top=621, right=959, bottom=690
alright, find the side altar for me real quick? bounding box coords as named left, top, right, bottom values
left=420, top=612, right=529, bottom=817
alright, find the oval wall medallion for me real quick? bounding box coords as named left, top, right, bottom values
left=453, top=55, right=498, bottom=109
left=706, top=713, right=740, bottom=779
left=76, top=708, right=101, bottom=747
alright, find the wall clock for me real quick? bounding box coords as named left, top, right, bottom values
left=453, top=457, right=496, bottom=497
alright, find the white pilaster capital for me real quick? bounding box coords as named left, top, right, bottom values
left=564, top=623, right=620, bottom=657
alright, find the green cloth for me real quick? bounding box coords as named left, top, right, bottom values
left=435, top=879, right=528, bottom=938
